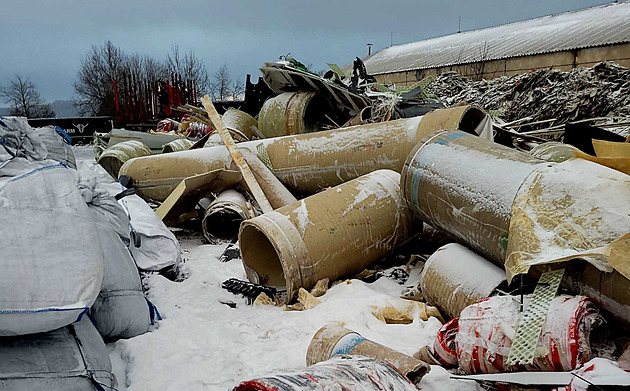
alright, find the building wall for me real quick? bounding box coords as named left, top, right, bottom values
left=374, top=42, right=630, bottom=86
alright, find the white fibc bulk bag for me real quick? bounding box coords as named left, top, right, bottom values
left=89, top=212, right=152, bottom=339
left=0, top=163, right=103, bottom=336
left=77, top=160, right=181, bottom=272
left=119, top=194, right=182, bottom=271
left=0, top=317, right=114, bottom=390
left=33, top=125, right=76, bottom=169
left=80, top=178, right=152, bottom=340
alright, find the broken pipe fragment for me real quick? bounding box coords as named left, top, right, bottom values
left=306, top=323, right=430, bottom=384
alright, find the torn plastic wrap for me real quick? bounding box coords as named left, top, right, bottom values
left=529, top=142, right=577, bottom=163
left=420, top=243, right=506, bottom=319
left=119, top=193, right=182, bottom=272
left=232, top=355, right=420, bottom=391
left=453, top=295, right=602, bottom=374
left=505, top=158, right=630, bottom=326
left=239, top=170, right=416, bottom=301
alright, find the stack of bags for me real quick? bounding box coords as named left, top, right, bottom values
left=0, top=117, right=180, bottom=389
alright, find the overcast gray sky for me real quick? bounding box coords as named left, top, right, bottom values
left=0, top=0, right=613, bottom=101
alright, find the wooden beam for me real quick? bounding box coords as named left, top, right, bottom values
left=201, top=95, right=273, bottom=213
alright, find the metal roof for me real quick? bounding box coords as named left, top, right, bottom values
left=363, top=2, right=630, bottom=75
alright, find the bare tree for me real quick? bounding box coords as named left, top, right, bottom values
left=209, top=63, right=245, bottom=100
left=468, top=41, right=490, bottom=81
left=0, top=74, right=55, bottom=118
left=74, top=40, right=126, bottom=116
left=166, top=45, right=209, bottom=95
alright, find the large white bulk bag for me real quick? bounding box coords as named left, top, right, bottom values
left=0, top=317, right=114, bottom=390
left=33, top=125, right=76, bottom=169
left=0, top=163, right=103, bottom=336
left=88, top=204, right=152, bottom=339
left=119, top=194, right=182, bottom=271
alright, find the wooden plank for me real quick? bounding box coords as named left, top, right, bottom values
left=201, top=95, right=273, bottom=213
left=156, top=169, right=242, bottom=225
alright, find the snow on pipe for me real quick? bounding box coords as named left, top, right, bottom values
left=232, top=355, right=420, bottom=391
left=306, top=323, right=430, bottom=384
left=98, top=140, right=152, bottom=179
left=402, top=131, right=630, bottom=327
left=119, top=105, right=486, bottom=201
left=202, top=189, right=253, bottom=244
left=161, top=138, right=194, bottom=153
left=400, top=130, right=546, bottom=264
left=260, top=104, right=486, bottom=193
left=238, top=170, right=417, bottom=302
left=419, top=243, right=506, bottom=319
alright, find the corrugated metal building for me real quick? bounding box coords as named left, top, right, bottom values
left=363, top=2, right=630, bottom=85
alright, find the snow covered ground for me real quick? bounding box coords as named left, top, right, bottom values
left=107, top=230, right=481, bottom=391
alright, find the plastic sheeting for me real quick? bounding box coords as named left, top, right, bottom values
left=0, top=317, right=114, bottom=390
left=506, top=158, right=630, bottom=282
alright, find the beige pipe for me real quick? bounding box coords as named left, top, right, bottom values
left=238, top=170, right=417, bottom=301
left=401, top=131, right=630, bottom=327
left=222, top=108, right=258, bottom=140
left=203, top=109, right=258, bottom=148
left=241, top=150, right=297, bottom=209
left=401, top=130, right=546, bottom=264
left=258, top=91, right=323, bottom=137
left=161, top=138, right=195, bottom=153
left=306, top=324, right=430, bottom=384
left=261, top=105, right=485, bottom=193
left=120, top=106, right=486, bottom=201
left=98, top=140, right=152, bottom=179
left=202, top=189, right=253, bottom=244
left=420, top=243, right=506, bottom=319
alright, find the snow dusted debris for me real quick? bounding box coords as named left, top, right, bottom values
left=565, top=358, right=630, bottom=390
left=426, top=62, right=630, bottom=131
left=108, top=232, right=482, bottom=391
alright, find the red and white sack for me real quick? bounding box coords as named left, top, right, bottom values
left=455, top=295, right=602, bottom=374
left=432, top=318, right=459, bottom=368
left=232, top=355, right=420, bottom=391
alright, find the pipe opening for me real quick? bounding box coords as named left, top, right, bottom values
left=302, top=95, right=328, bottom=133
left=202, top=209, right=244, bottom=244
left=239, top=224, right=286, bottom=288
left=458, top=107, right=486, bottom=134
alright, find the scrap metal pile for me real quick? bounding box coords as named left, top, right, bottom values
left=3, top=59, right=630, bottom=390
left=426, top=61, right=630, bottom=129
